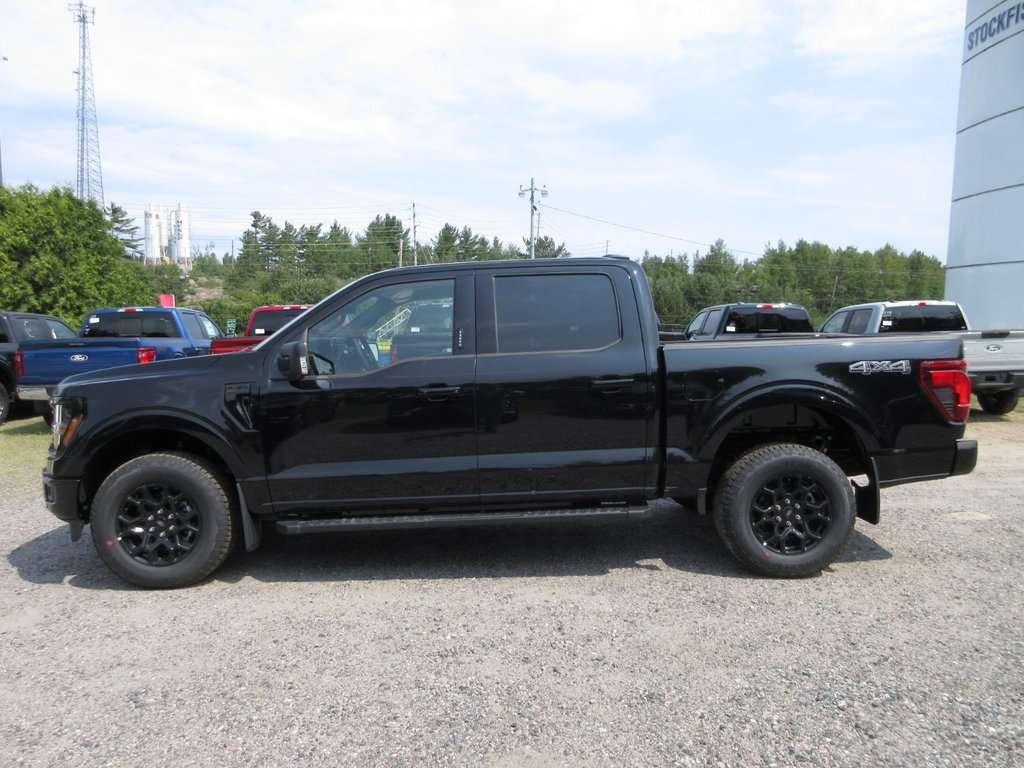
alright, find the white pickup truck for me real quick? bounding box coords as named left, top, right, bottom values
left=820, top=300, right=1024, bottom=415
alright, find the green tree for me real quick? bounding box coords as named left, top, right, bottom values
left=0, top=184, right=155, bottom=325
left=106, top=201, right=143, bottom=259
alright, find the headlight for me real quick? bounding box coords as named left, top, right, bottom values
left=51, top=399, right=83, bottom=450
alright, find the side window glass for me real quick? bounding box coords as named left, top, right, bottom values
left=701, top=308, right=725, bottom=336
left=685, top=311, right=708, bottom=339
left=199, top=316, right=222, bottom=339
left=181, top=313, right=205, bottom=340
left=821, top=311, right=848, bottom=333
left=847, top=309, right=872, bottom=334
left=493, top=274, right=620, bottom=353
left=47, top=320, right=77, bottom=339
left=307, top=279, right=455, bottom=375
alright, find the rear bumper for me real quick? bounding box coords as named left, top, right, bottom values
left=951, top=439, right=978, bottom=477
left=17, top=385, right=54, bottom=401
left=968, top=371, right=1024, bottom=392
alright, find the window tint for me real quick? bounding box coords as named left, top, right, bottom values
left=846, top=309, right=873, bottom=334
left=493, top=274, right=619, bottom=353
left=250, top=308, right=306, bottom=336
left=880, top=305, right=968, bottom=333
left=700, top=308, right=725, bottom=336
left=725, top=307, right=813, bottom=333
left=82, top=311, right=182, bottom=338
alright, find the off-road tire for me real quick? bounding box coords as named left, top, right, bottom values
left=713, top=443, right=855, bottom=578
left=90, top=452, right=236, bottom=588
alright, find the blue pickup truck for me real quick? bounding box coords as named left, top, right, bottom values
left=16, top=306, right=222, bottom=418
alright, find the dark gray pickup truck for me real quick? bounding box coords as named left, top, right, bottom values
left=0, top=311, right=77, bottom=424
left=43, top=258, right=977, bottom=588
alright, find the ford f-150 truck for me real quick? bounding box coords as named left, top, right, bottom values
left=0, top=311, right=77, bottom=424
left=820, top=300, right=1024, bottom=414
left=16, top=306, right=223, bottom=413
left=42, top=258, right=977, bottom=588
left=210, top=304, right=313, bottom=354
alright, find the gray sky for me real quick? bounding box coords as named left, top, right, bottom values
left=1, top=1, right=967, bottom=261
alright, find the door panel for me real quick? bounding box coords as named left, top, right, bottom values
left=474, top=267, right=654, bottom=503
left=260, top=274, right=478, bottom=512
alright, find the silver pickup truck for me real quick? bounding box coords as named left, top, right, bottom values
left=820, top=300, right=1024, bottom=414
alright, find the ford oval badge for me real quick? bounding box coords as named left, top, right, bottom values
left=985, top=344, right=1002, bottom=353
left=70, top=354, right=89, bottom=362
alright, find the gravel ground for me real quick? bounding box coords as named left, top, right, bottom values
left=1, top=408, right=1021, bottom=767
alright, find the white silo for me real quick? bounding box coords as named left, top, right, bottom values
left=144, top=208, right=163, bottom=264
left=170, top=205, right=192, bottom=265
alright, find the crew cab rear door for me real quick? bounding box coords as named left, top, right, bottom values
left=473, top=264, right=655, bottom=502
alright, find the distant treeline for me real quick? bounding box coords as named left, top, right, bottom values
left=1, top=184, right=945, bottom=331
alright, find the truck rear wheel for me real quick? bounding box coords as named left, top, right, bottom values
left=976, top=389, right=1019, bottom=415
left=713, top=443, right=855, bottom=578
left=90, top=452, right=237, bottom=588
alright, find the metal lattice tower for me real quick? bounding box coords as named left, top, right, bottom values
left=68, top=2, right=103, bottom=206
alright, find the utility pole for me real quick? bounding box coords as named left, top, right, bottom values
left=412, top=202, right=418, bottom=265
left=518, top=178, right=548, bottom=258
left=68, top=2, right=103, bottom=206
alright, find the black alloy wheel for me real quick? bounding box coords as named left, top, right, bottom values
left=714, top=443, right=855, bottom=578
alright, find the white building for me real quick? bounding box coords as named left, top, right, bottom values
left=945, top=0, right=1024, bottom=329
left=143, top=204, right=192, bottom=268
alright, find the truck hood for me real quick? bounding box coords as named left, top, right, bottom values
left=56, top=351, right=261, bottom=396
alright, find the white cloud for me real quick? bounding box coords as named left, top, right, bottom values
left=790, top=0, right=964, bottom=66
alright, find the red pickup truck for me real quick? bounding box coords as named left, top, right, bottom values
left=210, top=304, right=312, bottom=353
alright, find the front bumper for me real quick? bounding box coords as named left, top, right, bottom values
left=43, top=471, right=83, bottom=523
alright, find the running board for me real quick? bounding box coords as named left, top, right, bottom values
left=275, top=504, right=651, bottom=535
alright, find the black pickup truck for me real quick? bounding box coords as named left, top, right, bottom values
left=43, top=258, right=977, bottom=588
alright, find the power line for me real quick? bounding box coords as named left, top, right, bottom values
left=539, top=202, right=763, bottom=258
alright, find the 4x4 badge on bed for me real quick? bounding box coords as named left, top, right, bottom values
left=849, top=360, right=911, bottom=375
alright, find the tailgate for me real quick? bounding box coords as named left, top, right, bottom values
left=963, top=331, right=1024, bottom=374
left=18, top=340, right=143, bottom=382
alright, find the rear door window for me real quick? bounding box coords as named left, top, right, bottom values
left=491, top=273, right=620, bottom=353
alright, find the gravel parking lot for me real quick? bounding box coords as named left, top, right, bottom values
left=1, top=407, right=1021, bottom=767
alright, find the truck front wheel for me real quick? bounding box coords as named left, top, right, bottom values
left=713, top=443, right=855, bottom=578
left=90, top=452, right=237, bottom=588
left=976, top=389, right=1019, bottom=415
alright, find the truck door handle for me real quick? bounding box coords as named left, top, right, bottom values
left=418, top=385, right=461, bottom=400
left=591, top=378, right=634, bottom=393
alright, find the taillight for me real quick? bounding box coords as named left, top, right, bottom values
left=137, top=346, right=156, bottom=364
left=14, top=349, right=23, bottom=377
left=920, top=359, right=971, bottom=423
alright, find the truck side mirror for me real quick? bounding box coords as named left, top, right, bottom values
left=277, top=341, right=309, bottom=381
